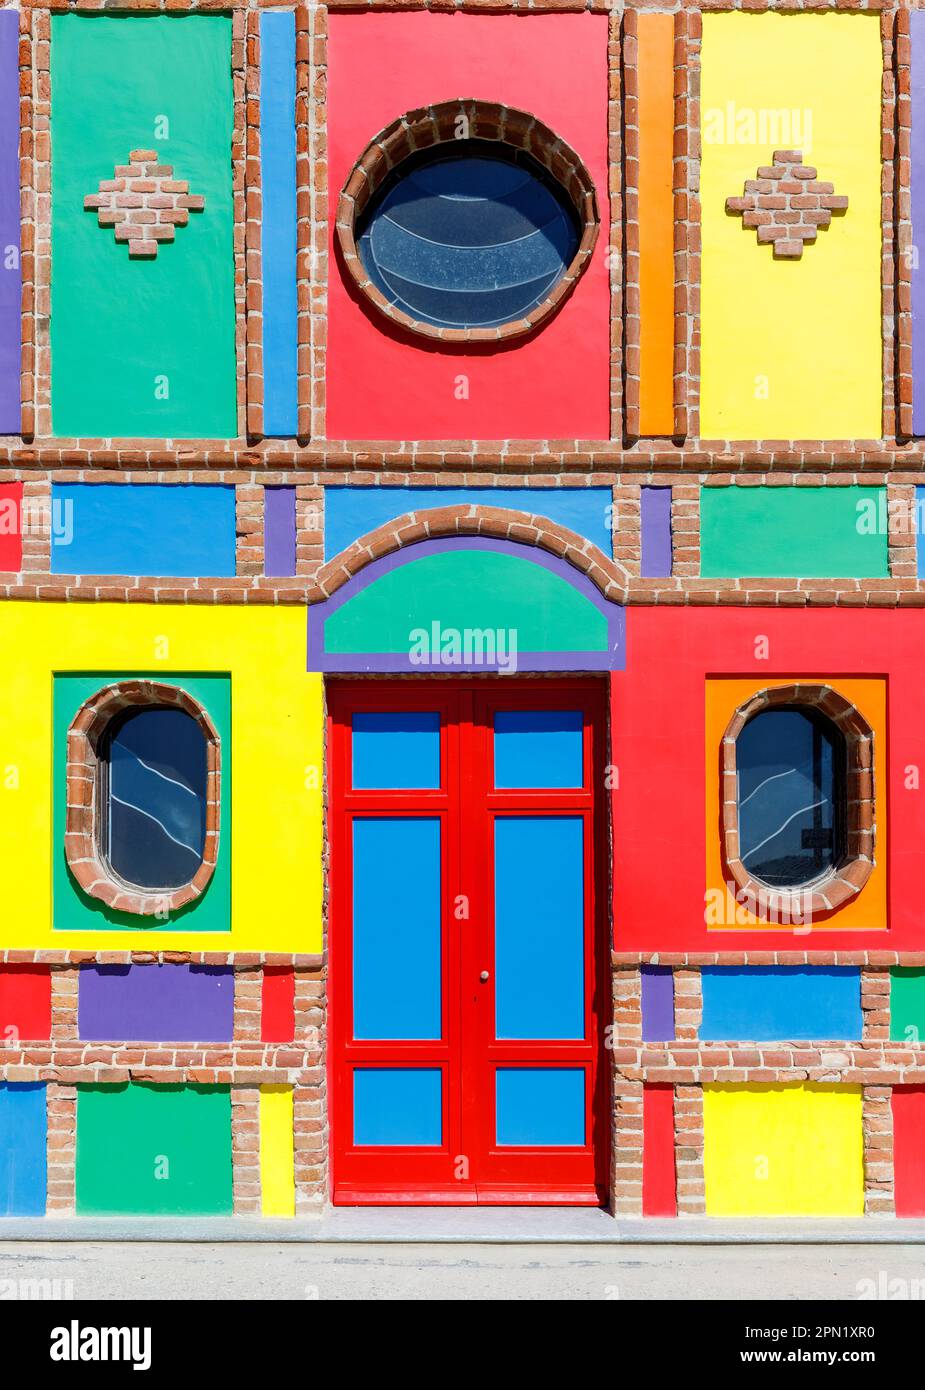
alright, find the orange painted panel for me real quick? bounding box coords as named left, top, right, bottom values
left=637, top=13, right=675, bottom=436
left=704, top=676, right=887, bottom=933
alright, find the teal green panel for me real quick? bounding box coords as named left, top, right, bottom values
left=700, top=487, right=889, bottom=579
left=76, top=1083, right=232, bottom=1215
left=50, top=15, right=236, bottom=438
left=53, top=673, right=230, bottom=933
left=326, top=550, right=608, bottom=655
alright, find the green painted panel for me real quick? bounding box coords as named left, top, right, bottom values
left=76, top=1083, right=232, bottom=1215
left=326, top=549, right=608, bottom=654
left=891, top=968, right=925, bottom=1043
left=53, top=673, right=231, bottom=933
left=700, top=487, right=890, bottom=579
left=51, top=15, right=236, bottom=438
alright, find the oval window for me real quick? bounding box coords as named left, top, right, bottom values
left=736, top=707, right=846, bottom=889
left=356, top=141, right=581, bottom=333
left=102, top=706, right=208, bottom=890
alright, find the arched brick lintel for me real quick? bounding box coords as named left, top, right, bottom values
left=316, top=505, right=629, bottom=603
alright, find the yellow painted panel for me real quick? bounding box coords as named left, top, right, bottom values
left=705, top=677, right=887, bottom=931
left=0, top=603, right=323, bottom=952
left=260, top=1085, right=295, bottom=1217
left=703, top=1083, right=864, bottom=1216
left=700, top=12, right=882, bottom=439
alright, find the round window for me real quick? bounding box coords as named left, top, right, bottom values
left=337, top=101, right=599, bottom=343
left=356, top=142, right=581, bottom=333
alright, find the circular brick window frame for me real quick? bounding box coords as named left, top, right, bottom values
left=335, top=99, right=600, bottom=343
left=721, top=684, right=875, bottom=920
left=64, top=680, right=221, bottom=917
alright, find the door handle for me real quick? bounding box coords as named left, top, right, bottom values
left=479, top=970, right=490, bottom=983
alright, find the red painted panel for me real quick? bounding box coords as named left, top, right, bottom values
left=0, top=481, right=22, bottom=571
left=642, top=1084, right=676, bottom=1217
left=261, top=966, right=295, bottom=1043
left=612, top=607, right=925, bottom=950
left=893, top=1088, right=925, bottom=1216
left=326, top=12, right=610, bottom=441
left=0, top=966, right=51, bottom=1042
left=328, top=678, right=609, bottom=1204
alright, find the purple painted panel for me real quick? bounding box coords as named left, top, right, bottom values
left=914, top=13, right=925, bottom=434
left=641, top=966, right=674, bottom=1042
left=640, top=487, right=672, bottom=578
left=78, top=964, right=234, bottom=1042
left=0, top=12, right=21, bottom=434
left=265, top=485, right=297, bottom=577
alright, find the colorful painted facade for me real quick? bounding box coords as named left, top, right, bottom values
left=1, top=0, right=925, bottom=1222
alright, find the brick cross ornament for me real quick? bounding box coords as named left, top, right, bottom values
left=84, top=150, right=206, bottom=259
left=725, top=150, right=848, bottom=260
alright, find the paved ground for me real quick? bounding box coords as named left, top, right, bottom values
left=2, top=1240, right=925, bottom=1299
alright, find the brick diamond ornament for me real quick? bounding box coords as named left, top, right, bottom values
left=725, top=150, right=848, bottom=260
left=84, top=150, right=206, bottom=259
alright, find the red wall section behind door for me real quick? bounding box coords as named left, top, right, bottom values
left=612, top=608, right=925, bottom=951
left=326, top=11, right=611, bottom=441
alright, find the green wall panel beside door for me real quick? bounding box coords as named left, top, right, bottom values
left=50, top=15, right=236, bottom=439
left=76, top=1083, right=233, bottom=1215
left=700, top=486, right=889, bottom=579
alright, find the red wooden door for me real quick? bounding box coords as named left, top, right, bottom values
left=328, top=679, right=609, bottom=1205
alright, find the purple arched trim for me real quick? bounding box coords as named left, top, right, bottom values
left=307, top=536, right=626, bottom=673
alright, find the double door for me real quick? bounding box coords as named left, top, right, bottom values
left=328, top=679, right=608, bottom=1204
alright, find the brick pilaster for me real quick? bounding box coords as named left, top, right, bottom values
left=863, top=1085, right=895, bottom=1217
left=888, top=484, right=917, bottom=581
left=293, top=1082, right=326, bottom=1214
left=675, top=1083, right=705, bottom=1215
left=50, top=965, right=78, bottom=1042
left=612, top=965, right=642, bottom=1045
left=861, top=967, right=891, bottom=1043
left=46, top=1082, right=76, bottom=1216
left=670, top=482, right=699, bottom=579
left=233, top=966, right=262, bottom=1043
left=296, top=482, right=324, bottom=576
left=611, top=1078, right=644, bottom=1218
left=674, top=967, right=702, bottom=1043
left=235, top=483, right=265, bottom=578
left=231, top=1086, right=261, bottom=1215
left=611, top=483, right=641, bottom=577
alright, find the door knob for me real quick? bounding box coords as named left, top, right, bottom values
left=479, top=970, right=490, bottom=982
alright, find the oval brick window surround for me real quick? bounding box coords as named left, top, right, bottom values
left=64, top=680, right=221, bottom=917
left=721, top=684, right=875, bottom=921
left=336, top=100, right=600, bottom=344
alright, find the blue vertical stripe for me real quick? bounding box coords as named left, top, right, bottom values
left=353, top=818, right=442, bottom=1040
left=0, top=1083, right=46, bottom=1215
left=260, top=12, right=298, bottom=436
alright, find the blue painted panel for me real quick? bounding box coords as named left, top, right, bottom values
left=353, top=1068, right=442, bottom=1146
left=51, top=484, right=236, bottom=577
left=495, top=1068, right=585, bottom=1146
left=917, top=487, right=925, bottom=578
left=352, top=711, right=440, bottom=789
left=494, top=709, right=583, bottom=788
left=260, top=13, right=298, bottom=436
left=700, top=967, right=862, bottom=1041
left=324, top=486, right=614, bottom=560
left=494, top=816, right=584, bottom=1040
left=353, top=818, right=441, bottom=1040
left=0, top=1083, right=46, bottom=1215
